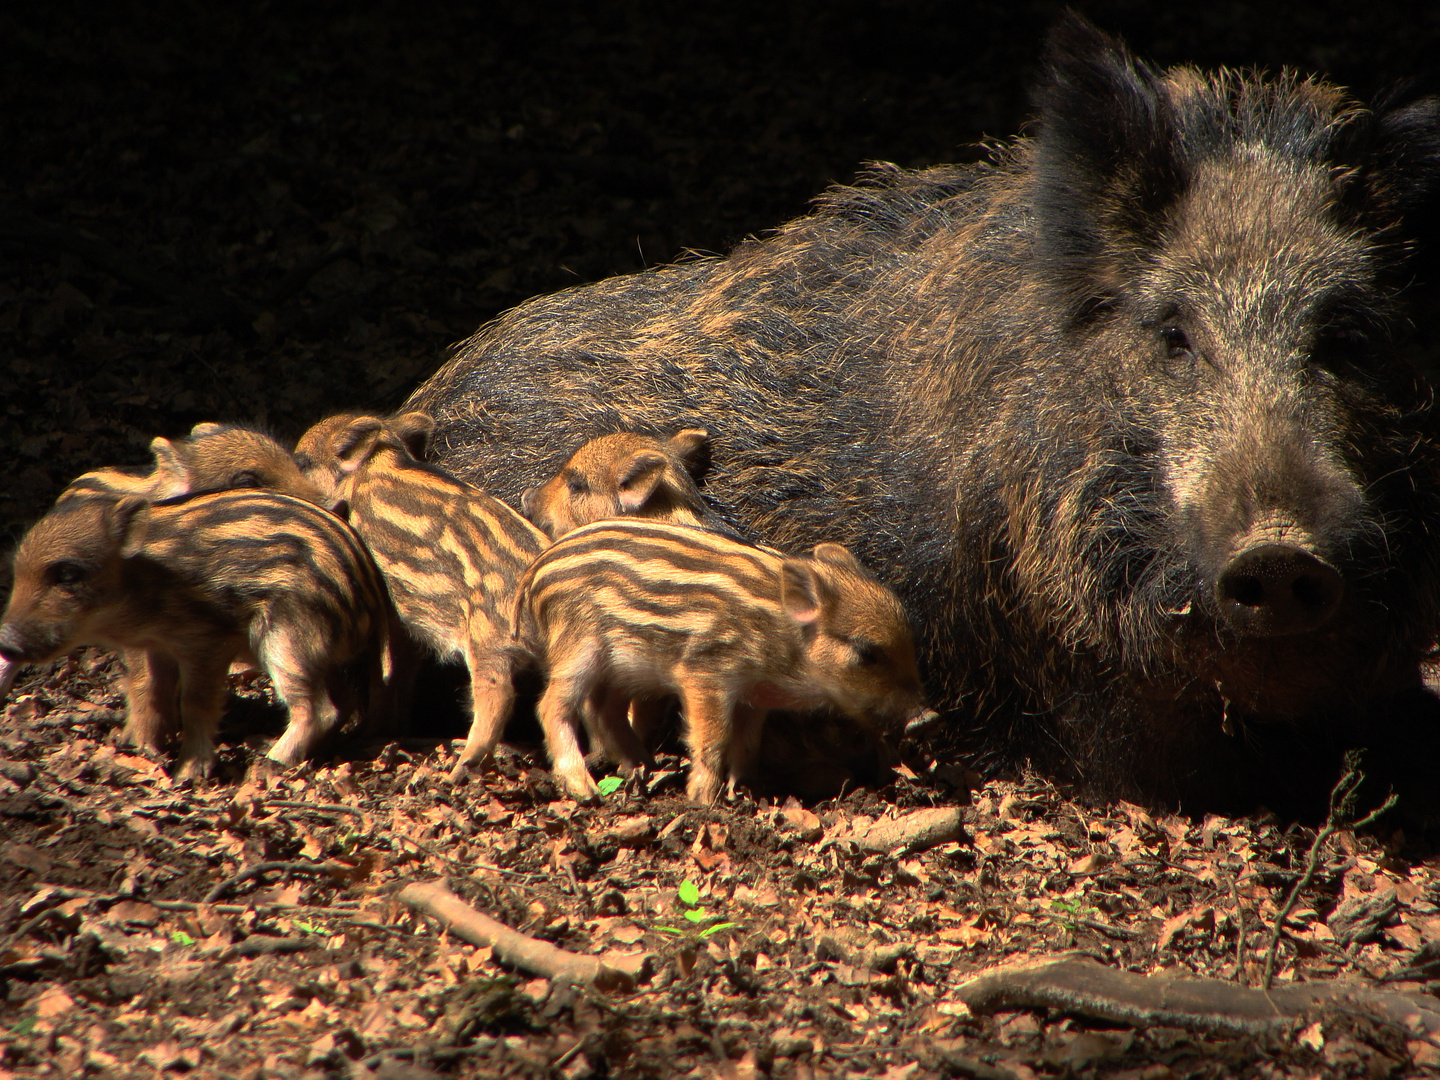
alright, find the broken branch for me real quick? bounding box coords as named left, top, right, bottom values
left=954, top=952, right=1440, bottom=1040
left=397, top=879, right=634, bottom=991
left=844, top=807, right=965, bottom=854
left=1261, top=751, right=1396, bottom=989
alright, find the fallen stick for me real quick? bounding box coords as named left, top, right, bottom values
left=203, top=860, right=344, bottom=903
left=846, top=807, right=965, bottom=854
left=952, top=953, right=1440, bottom=1041
left=397, top=879, right=634, bottom=992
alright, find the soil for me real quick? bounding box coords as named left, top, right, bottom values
left=5, top=3, right=1440, bottom=1078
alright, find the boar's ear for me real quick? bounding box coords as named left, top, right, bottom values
left=391, top=411, right=436, bottom=460
left=1346, top=88, right=1440, bottom=280
left=188, top=422, right=226, bottom=438
left=112, top=497, right=151, bottom=558
left=809, top=542, right=863, bottom=573
left=1032, top=13, right=1183, bottom=318
left=331, top=418, right=386, bottom=473
left=148, top=438, right=193, bottom=500
left=616, top=451, right=669, bottom=512
left=669, top=428, right=712, bottom=480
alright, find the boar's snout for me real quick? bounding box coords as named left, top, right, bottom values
left=1214, top=542, right=1343, bottom=637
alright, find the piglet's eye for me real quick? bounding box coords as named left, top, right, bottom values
left=566, top=475, right=589, bottom=496
left=292, top=454, right=314, bottom=471
left=230, top=470, right=262, bottom=488
left=49, top=562, right=87, bottom=586
left=853, top=641, right=885, bottom=666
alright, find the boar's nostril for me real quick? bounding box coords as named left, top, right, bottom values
left=1215, top=543, right=1343, bottom=637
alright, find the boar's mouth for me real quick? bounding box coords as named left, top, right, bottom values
left=1212, top=541, right=1343, bottom=638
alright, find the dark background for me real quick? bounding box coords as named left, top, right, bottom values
left=3, top=0, right=1437, bottom=543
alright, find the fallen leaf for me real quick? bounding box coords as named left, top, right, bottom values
left=34, top=987, right=75, bottom=1019
left=3, top=843, right=52, bottom=876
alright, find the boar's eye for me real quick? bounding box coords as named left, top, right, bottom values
left=47, top=561, right=88, bottom=587
left=565, top=472, right=589, bottom=496
left=229, top=469, right=262, bottom=488
left=1314, top=325, right=1368, bottom=368
left=1159, top=325, right=1194, bottom=361
left=292, top=453, right=315, bottom=471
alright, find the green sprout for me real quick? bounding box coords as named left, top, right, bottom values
left=597, top=776, right=624, bottom=796
left=170, top=930, right=197, bottom=947
left=656, top=879, right=738, bottom=939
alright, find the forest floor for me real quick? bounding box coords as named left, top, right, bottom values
left=3, top=653, right=1440, bottom=1080
left=5, top=3, right=1440, bottom=1077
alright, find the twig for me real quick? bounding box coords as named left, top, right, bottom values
left=203, top=860, right=344, bottom=904
left=552, top=1038, right=587, bottom=1069
left=1228, top=874, right=1247, bottom=981
left=258, top=799, right=366, bottom=818
left=228, top=935, right=318, bottom=958
left=1069, top=916, right=1143, bottom=941
left=1261, top=751, right=1396, bottom=990
left=149, top=899, right=359, bottom=915
left=397, top=879, right=634, bottom=991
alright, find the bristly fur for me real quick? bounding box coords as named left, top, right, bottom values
left=409, top=15, right=1440, bottom=815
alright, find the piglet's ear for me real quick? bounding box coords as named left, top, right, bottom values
left=189, top=422, right=226, bottom=438
left=113, top=497, right=152, bottom=559
left=148, top=438, right=193, bottom=500
left=332, top=419, right=385, bottom=473
left=392, top=411, right=436, bottom=460
left=809, top=542, right=862, bottom=572
left=669, top=428, right=712, bottom=480
left=616, top=451, right=669, bottom=513
left=781, top=559, right=827, bottom=633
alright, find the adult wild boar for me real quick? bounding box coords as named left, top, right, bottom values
left=409, top=17, right=1440, bottom=813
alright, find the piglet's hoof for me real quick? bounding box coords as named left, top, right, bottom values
left=554, top=763, right=601, bottom=802
left=174, top=752, right=216, bottom=784
left=446, top=761, right=475, bottom=786
left=248, top=757, right=290, bottom=783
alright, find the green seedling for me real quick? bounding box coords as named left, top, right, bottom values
left=170, top=930, right=197, bottom=947
left=597, top=776, right=624, bottom=796
left=290, top=919, right=323, bottom=935
left=656, top=879, right=738, bottom=939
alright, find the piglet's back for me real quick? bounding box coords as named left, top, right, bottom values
left=141, top=489, right=388, bottom=626
left=517, top=520, right=787, bottom=655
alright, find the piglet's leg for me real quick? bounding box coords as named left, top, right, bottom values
left=121, top=647, right=180, bottom=751
left=449, top=649, right=517, bottom=782
left=535, top=654, right=600, bottom=801
left=627, top=695, right=670, bottom=753
left=587, top=685, right=652, bottom=774
left=266, top=652, right=339, bottom=768
left=726, top=703, right=767, bottom=799
left=174, top=653, right=231, bottom=781
left=678, top=676, right=733, bottom=806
